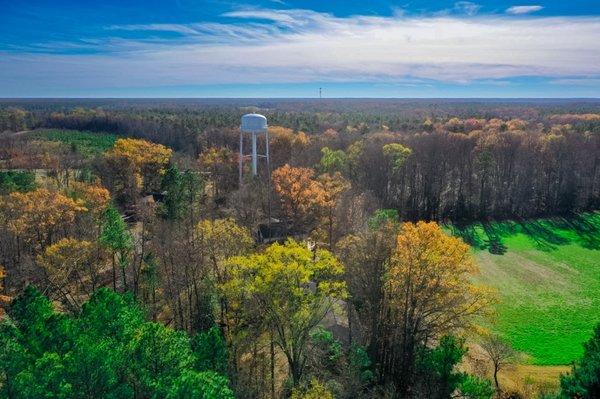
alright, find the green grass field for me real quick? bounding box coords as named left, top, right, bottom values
left=449, top=213, right=600, bottom=365
left=32, top=129, right=117, bottom=157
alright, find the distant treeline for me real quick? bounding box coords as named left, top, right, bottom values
left=2, top=100, right=600, bottom=221
left=350, top=128, right=600, bottom=221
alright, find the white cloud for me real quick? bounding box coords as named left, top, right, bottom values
left=454, top=2, right=482, bottom=16
left=506, top=5, right=544, bottom=15
left=1, top=9, right=599, bottom=91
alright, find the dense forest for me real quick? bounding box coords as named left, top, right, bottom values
left=0, top=99, right=599, bottom=398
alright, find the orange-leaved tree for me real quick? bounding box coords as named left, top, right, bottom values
left=272, top=164, right=324, bottom=230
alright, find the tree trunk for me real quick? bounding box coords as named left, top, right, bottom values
left=493, top=366, right=500, bottom=391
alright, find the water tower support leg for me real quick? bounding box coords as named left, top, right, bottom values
left=239, top=131, right=243, bottom=186
left=252, top=133, right=258, bottom=176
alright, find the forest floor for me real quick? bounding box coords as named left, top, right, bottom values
left=450, top=212, right=600, bottom=366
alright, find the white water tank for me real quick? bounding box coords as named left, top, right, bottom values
left=240, top=113, right=269, bottom=180
left=241, top=113, right=268, bottom=133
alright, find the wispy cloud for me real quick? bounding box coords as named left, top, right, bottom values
left=550, top=78, right=600, bottom=86
left=106, top=24, right=200, bottom=35
left=1, top=8, right=599, bottom=93
left=454, top=2, right=482, bottom=16
left=506, top=5, right=544, bottom=15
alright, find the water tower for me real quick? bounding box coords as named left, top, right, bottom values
left=239, top=113, right=269, bottom=185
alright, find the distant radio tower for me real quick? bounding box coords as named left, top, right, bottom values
left=319, top=87, right=322, bottom=99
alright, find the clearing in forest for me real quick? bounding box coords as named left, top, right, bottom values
left=449, top=212, right=600, bottom=365
left=31, top=129, right=117, bottom=157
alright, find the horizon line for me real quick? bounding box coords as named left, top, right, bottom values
left=2, top=97, right=600, bottom=101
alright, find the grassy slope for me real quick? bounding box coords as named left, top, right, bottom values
left=450, top=213, right=600, bottom=365
left=32, top=129, right=116, bottom=157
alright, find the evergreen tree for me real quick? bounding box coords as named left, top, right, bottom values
left=559, top=323, right=600, bottom=398
left=100, top=205, right=133, bottom=291
left=0, top=287, right=233, bottom=399
left=160, top=164, right=185, bottom=221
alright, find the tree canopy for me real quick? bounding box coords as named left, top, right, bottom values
left=0, top=286, right=233, bottom=399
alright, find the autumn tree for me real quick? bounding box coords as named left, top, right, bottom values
left=0, top=188, right=87, bottom=250
left=196, top=218, right=253, bottom=330
left=223, top=240, right=346, bottom=386
left=269, top=126, right=296, bottom=168
left=272, top=165, right=325, bottom=230
left=380, top=222, right=494, bottom=395
left=196, top=218, right=253, bottom=286
left=198, top=146, right=238, bottom=198
left=37, top=238, right=98, bottom=311
left=291, top=379, right=334, bottom=399
left=316, top=172, right=350, bottom=249
left=66, top=182, right=111, bottom=241
left=110, top=138, right=172, bottom=191
left=67, top=182, right=111, bottom=217
left=103, top=138, right=172, bottom=204
left=268, top=126, right=311, bottom=169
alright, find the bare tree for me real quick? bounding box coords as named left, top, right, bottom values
left=480, top=335, right=517, bottom=392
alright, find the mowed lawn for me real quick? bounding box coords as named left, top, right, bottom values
left=449, top=213, right=600, bottom=365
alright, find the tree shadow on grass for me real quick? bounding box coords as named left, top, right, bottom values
left=481, top=222, right=510, bottom=255
left=516, top=219, right=570, bottom=252
left=546, top=213, right=600, bottom=250
left=450, top=222, right=487, bottom=250
left=451, top=221, right=511, bottom=254
left=451, top=213, right=600, bottom=255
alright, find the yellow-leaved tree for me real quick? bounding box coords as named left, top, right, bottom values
left=67, top=182, right=111, bottom=217
left=37, top=238, right=97, bottom=311
left=195, top=218, right=253, bottom=285
left=223, top=239, right=346, bottom=386
left=66, top=182, right=111, bottom=240
left=315, top=172, right=350, bottom=249
left=291, top=379, right=334, bottom=399
left=0, top=188, right=87, bottom=249
left=105, top=138, right=172, bottom=199
left=198, top=147, right=238, bottom=197
left=380, top=221, right=495, bottom=395
left=268, top=126, right=310, bottom=168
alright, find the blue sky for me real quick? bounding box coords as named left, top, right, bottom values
left=1, top=0, right=599, bottom=97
